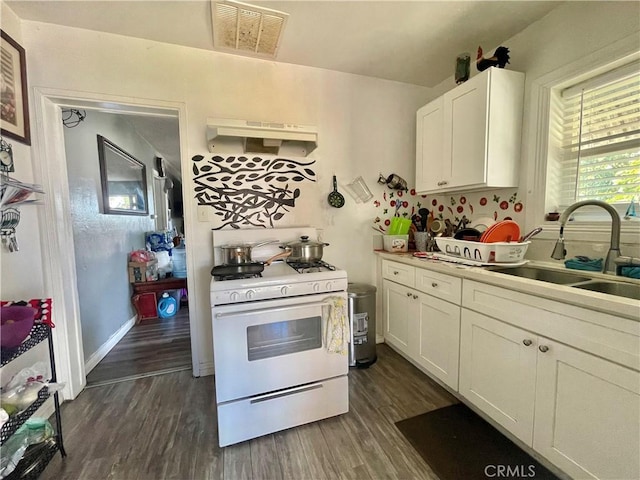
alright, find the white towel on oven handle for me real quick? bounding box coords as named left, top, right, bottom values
left=323, top=296, right=349, bottom=355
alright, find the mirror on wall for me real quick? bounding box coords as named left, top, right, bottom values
left=97, top=134, right=148, bottom=215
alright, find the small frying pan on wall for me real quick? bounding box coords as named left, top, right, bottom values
left=211, top=251, right=291, bottom=277
left=328, top=176, right=345, bottom=208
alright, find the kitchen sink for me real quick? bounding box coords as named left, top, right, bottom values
left=489, top=266, right=593, bottom=285
left=490, top=266, right=640, bottom=300
left=571, top=281, right=640, bottom=301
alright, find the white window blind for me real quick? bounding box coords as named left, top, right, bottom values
left=556, top=63, right=640, bottom=209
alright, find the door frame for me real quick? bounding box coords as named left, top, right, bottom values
left=31, top=87, right=199, bottom=400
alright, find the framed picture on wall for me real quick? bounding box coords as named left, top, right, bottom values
left=97, top=135, right=149, bottom=216
left=1, top=30, right=30, bottom=145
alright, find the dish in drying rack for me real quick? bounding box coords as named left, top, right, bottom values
left=469, top=217, right=496, bottom=233
left=479, top=220, right=520, bottom=243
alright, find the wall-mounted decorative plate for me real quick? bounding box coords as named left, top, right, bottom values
left=0, top=138, right=14, bottom=173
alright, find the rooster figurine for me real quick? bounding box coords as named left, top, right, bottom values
left=476, top=45, right=510, bottom=72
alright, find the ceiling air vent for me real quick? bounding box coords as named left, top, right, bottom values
left=211, top=0, right=289, bottom=58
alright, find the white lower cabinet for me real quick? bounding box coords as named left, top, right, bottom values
left=381, top=259, right=640, bottom=479
left=414, top=292, right=460, bottom=390
left=534, top=340, right=640, bottom=480
left=459, top=309, right=537, bottom=444
left=382, top=265, right=460, bottom=390
left=460, top=308, right=640, bottom=480
left=382, top=278, right=413, bottom=356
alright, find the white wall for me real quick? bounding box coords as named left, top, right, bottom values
left=0, top=0, right=49, bottom=404
left=63, top=111, right=157, bottom=360
left=2, top=1, right=638, bottom=383
left=15, top=18, right=429, bottom=376
left=0, top=3, right=44, bottom=300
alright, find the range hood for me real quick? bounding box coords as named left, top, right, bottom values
left=207, top=118, right=318, bottom=156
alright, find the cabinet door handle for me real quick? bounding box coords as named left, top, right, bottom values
left=393, top=271, right=399, bottom=275
left=538, top=345, right=549, bottom=353
left=412, top=295, right=418, bottom=299
left=406, top=292, right=412, bottom=297
left=431, top=282, right=438, bottom=288
left=522, top=339, right=533, bottom=346
left=437, top=180, right=449, bottom=186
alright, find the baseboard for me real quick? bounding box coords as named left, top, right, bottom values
left=198, top=361, right=215, bottom=377
left=84, top=315, right=136, bottom=374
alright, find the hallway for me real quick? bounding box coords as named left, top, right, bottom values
left=86, top=308, right=191, bottom=387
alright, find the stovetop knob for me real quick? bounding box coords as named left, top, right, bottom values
left=280, top=286, right=289, bottom=295
left=312, top=282, right=320, bottom=292
left=230, top=292, right=239, bottom=302
left=325, top=282, right=332, bottom=290
left=246, top=289, right=256, bottom=299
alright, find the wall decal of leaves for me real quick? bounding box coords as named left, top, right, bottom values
left=192, top=155, right=316, bottom=229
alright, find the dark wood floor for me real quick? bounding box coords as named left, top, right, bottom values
left=43, top=344, right=457, bottom=480
left=86, top=307, right=192, bottom=387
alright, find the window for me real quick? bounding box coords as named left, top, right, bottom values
left=546, top=62, right=640, bottom=217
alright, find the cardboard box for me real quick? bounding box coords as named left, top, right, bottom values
left=128, top=260, right=159, bottom=283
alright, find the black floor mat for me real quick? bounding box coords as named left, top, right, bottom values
left=395, top=403, right=559, bottom=480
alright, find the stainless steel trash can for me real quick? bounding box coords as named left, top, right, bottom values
left=347, top=283, right=377, bottom=368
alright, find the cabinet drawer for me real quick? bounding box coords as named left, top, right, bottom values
left=217, top=376, right=348, bottom=447
left=415, top=268, right=461, bottom=304
left=382, top=260, right=415, bottom=288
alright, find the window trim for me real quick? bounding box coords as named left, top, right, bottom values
left=524, top=33, right=640, bottom=244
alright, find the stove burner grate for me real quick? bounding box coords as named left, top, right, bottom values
left=288, top=260, right=336, bottom=273
left=213, top=272, right=262, bottom=281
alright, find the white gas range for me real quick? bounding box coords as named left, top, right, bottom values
left=210, top=227, right=349, bottom=447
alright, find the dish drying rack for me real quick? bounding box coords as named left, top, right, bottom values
left=0, top=173, right=45, bottom=252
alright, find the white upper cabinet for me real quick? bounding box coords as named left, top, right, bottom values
left=416, top=97, right=444, bottom=192
left=415, top=67, right=525, bottom=194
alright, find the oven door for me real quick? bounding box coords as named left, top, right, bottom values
left=212, top=292, right=348, bottom=403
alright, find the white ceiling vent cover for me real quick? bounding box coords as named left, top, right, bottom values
left=212, top=0, right=289, bottom=58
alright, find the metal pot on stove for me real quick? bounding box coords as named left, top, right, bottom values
left=280, top=236, right=329, bottom=263
left=219, top=240, right=278, bottom=265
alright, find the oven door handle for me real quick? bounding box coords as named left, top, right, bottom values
left=215, top=301, right=332, bottom=319
left=249, top=383, right=323, bottom=404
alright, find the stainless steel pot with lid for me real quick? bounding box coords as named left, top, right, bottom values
left=219, top=240, right=279, bottom=265
left=280, top=236, right=330, bottom=263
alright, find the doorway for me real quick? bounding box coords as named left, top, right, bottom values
left=32, top=89, right=198, bottom=400
left=59, top=108, right=190, bottom=387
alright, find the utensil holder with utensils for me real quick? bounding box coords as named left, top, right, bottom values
left=414, top=231, right=434, bottom=252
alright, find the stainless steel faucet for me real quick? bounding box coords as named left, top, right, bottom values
left=550, top=200, right=621, bottom=274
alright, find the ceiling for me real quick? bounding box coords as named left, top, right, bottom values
left=124, top=115, right=181, bottom=180
left=7, top=0, right=565, bottom=176
left=7, top=0, right=564, bottom=88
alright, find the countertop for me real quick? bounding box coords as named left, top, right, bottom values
left=376, top=251, right=640, bottom=321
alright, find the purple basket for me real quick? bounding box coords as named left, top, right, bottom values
left=1, top=306, right=37, bottom=348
